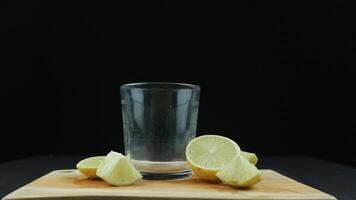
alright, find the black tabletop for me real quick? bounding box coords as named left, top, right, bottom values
left=0, top=156, right=355, bottom=200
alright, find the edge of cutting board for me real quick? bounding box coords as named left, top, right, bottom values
left=2, top=169, right=337, bottom=200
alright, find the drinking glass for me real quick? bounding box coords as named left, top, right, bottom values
left=120, top=82, right=200, bottom=180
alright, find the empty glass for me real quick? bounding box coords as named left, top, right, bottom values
left=120, top=82, right=200, bottom=180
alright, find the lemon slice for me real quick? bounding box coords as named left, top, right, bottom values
left=96, top=151, right=142, bottom=186
left=216, top=155, right=261, bottom=187
left=186, top=135, right=241, bottom=181
left=241, top=151, right=258, bottom=166
left=76, top=156, right=105, bottom=178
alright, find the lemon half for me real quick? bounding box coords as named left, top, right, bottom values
left=186, top=135, right=241, bottom=181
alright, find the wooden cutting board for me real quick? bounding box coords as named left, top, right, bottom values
left=3, top=169, right=336, bottom=200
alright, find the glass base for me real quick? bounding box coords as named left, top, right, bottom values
left=141, top=170, right=192, bottom=180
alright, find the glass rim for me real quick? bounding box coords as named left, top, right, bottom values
left=120, top=82, right=200, bottom=91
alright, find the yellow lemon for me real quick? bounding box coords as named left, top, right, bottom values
left=76, top=156, right=105, bottom=178
left=216, top=155, right=261, bottom=187
left=97, top=151, right=142, bottom=186
left=241, top=151, right=258, bottom=166
left=186, top=135, right=241, bottom=181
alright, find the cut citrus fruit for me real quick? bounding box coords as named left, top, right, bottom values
left=186, top=135, right=241, bottom=181
left=76, top=156, right=105, bottom=178
left=96, top=151, right=142, bottom=186
left=216, top=155, right=261, bottom=187
left=241, top=151, right=258, bottom=166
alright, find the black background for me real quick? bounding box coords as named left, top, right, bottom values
left=1, top=1, right=355, bottom=166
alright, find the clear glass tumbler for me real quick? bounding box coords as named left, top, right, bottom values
left=120, top=82, right=200, bottom=180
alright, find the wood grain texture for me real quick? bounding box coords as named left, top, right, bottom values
left=3, top=169, right=336, bottom=200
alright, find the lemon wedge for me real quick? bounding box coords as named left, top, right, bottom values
left=241, top=151, right=258, bottom=166
left=216, top=155, right=261, bottom=187
left=96, top=151, right=142, bottom=186
left=76, top=156, right=105, bottom=178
